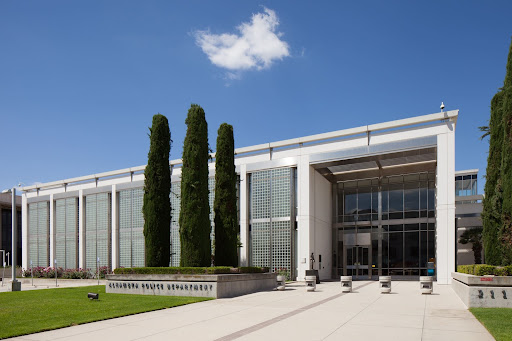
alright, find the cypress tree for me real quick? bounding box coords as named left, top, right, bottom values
left=482, top=91, right=504, bottom=265
left=180, top=104, right=211, bottom=267
left=143, top=114, right=171, bottom=267
left=214, top=123, right=238, bottom=266
left=500, top=39, right=512, bottom=265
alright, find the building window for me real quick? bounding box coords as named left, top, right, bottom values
left=119, top=189, right=144, bottom=268
left=55, top=198, right=78, bottom=269
left=85, top=193, right=111, bottom=271
left=248, top=167, right=296, bottom=278
left=28, top=201, right=50, bottom=267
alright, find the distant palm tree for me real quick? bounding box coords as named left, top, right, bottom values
left=459, top=227, right=483, bottom=264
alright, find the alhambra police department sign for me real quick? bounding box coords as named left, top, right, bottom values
left=107, top=280, right=217, bottom=298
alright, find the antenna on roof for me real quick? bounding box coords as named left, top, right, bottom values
left=440, top=102, right=445, bottom=112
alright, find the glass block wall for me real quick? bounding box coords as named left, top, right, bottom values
left=169, top=177, right=215, bottom=266
left=170, top=181, right=181, bottom=266
left=85, top=193, right=111, bottom=271
left=55, top=198, right=78, bottom=269
left=119, top=188, right=144, bottom=268
left=249, top=168, right=295, bottom=278
left=28, top=201, right=50, bottom=267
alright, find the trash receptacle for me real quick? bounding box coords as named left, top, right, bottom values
left=340, top=276, right=352, bottom=293
left=305, top=276, right=316, bottom=292
left=420, top=276, right=433, bottom=294
left=276, top=275, right=286, bottom=291
left=379, top=276, right=391, bottom=293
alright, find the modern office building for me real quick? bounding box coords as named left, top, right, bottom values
left=20, top=110, right=458, bottom=284
left=0, top=193, right=22, bottom=267
left=455, top=169, right=483, bottom=265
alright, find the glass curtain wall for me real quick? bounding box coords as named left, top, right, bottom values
left=334, top=172, right=436, bottom=278
left=55, top=198, right=78, bottom=269
left=85, top=193, right=111, bottom=271
left=119, top=188, right=144, bottom=268
left=248, top=167, right=296, bottom=279
left=28, top=201, right=50, bottom=267
left=455, top=174, right=477, bottom=197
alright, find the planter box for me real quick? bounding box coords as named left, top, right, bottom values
left=106, top=273, right=276, bottom=298
left=451, top=272, right=512, bottom=308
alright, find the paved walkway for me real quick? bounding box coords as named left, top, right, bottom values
left=9, top=281, right=493, bottom=341
left=0, top=278, right=106, bottom=292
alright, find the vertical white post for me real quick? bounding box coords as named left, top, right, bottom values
left=436, top=122, right=456, bottom=285
left=22, top=194, right=28, bottom=271
left=111, top=185, right=118, bottom=271
left=49, top=194, right=55, bottom=268
left=297, top=155, right=312, bottom=281
left=78, top=190, right=85, bottom=269
left=11, top=188, right=17, bottom=282
left=239, top=164, right=248, bottom=266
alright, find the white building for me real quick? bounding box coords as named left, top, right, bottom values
left=20, top=110, right=457, bottom=284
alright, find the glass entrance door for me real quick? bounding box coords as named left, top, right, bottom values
left=346, top=246, right=370, bottom=279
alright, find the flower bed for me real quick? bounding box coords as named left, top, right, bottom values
left=457, top=264, right=512, bottom=276
left=22, top=266, right=112, bottom=279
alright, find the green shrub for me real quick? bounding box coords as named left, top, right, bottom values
left=113, top=267, right=234, bottom=275
left=238, top=267, right=269, bottom=274
left=505, top=265, right=512, bottom=275
left=457, top=265, right=476, bottom=275
left=494, top=267, right=508, bottom=276
left=474, top=264, right=496, bottom=276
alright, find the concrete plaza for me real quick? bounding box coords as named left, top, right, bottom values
left=9, top=280, right=493, bottom=341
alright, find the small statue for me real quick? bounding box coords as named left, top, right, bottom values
left=310, top=253, right=315, bottom=270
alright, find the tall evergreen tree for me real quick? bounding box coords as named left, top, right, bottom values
left=143, top=114, right=171, bottom=267
left=214, top=123, right=238, bottom=266
left=180, top=104, right=211, bottom=267
left=500, top=39, right=512, bottom=265
left=482, top=91, right=504, bottom=265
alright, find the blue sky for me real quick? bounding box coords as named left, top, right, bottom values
left=1, top=1, right=511, bottom=194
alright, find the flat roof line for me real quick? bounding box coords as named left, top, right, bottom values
left=21, top=110, right=458, bottom=192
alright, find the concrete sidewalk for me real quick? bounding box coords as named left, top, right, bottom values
left=0, top=278, right=106, bottom=292
left=9, top=280, right=493, bottom=341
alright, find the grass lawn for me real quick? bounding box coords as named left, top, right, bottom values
left=0, top=285, right=212, bottom=339
left=470, top=308, right=512, bottom=341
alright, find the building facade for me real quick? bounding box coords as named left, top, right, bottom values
left=455, top=169, right=483, bottom=265
left=20, top=110, right=458, bottom=284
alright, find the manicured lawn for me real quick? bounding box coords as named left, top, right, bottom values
left=0, top=286, right=212, bottom=339
left=470, top=308, right=512, bottom=341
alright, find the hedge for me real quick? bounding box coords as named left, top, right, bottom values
left=457, top=264, right=512, bottom=276
left=113, top=266, right=269, bottom=275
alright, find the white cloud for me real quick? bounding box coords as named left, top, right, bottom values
left=194, top=8, right=290, bottom=72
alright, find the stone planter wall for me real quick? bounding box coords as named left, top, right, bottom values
left=106, top=273, right=277, bottom=298
left=451, top=272, right=512, bottom=308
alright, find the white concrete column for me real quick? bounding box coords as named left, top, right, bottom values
left=49, top=194, right=55, bottom=267
left=111, top=185, right=118, bottom=270
left=436, top=124, right=456, bottom=284
left=297, top=154, right=312, bottom=280
left=78, top=189, right=86, bottom=269
left=22, top=194, right=28, bottom=270
left=239, top=164, right=249, bottom=266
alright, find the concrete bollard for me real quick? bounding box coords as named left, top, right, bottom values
left=276, top=275, right=286, bottom=291
left=420, top=276, right=433, bottom=294
left=305, top=276, right=316, bottom=292
left=340, top=276, right=352, bottom=293
left=379, top=276, right=391, bottom=293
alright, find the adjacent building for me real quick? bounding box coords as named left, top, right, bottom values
left=20, top=110, right=458, bottom=284
left=455, top=169, right=483, bottom=265
left=0, top=193, right=22, bottom=267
